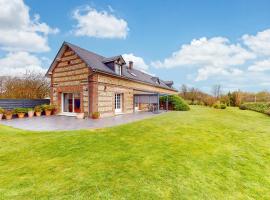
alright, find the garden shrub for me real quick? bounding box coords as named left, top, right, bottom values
left=34, top=105, right=43, bottom=112
left=160, top=95, right=190, bottom=111
left=265, top=109, right=270, bottom=116
left=13, top=108, right=28, bottom=114
left=213, top=102, right=221, bottom=109
left=213, top=101, right=227, bottom=109
left=239, top=102, right=270, bottom=115
left=239, top=104, right=247, bottom=110
left=42, top=104, right=56, bottom=111
left=220, top=103, right=227, bottom=109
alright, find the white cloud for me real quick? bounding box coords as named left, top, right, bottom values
left=248, top=59, right=270, bottom=72
left=72, top=6, right=128, bottom=39
left=152, top=37, right=255, bottom=69
left=242, top=29, right=270, bottom=56
left=196, top=66, right=243, bottom=81
left=151, top=37, right=255, bottom=81
left=0, top=0, right=59, bottom=52
left=0, top=52, right=46, bottom=76
left=122, top=53, right=149, bottom=70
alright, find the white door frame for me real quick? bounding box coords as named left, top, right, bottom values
left=61, top=93, right=76, bottom=116
left=115, top=93, right=123, bottom=114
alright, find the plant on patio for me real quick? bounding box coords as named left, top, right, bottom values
left=34, top=105, right=43, bottom=117
left=160, top=95, right=190, bottom=111
left=42, top=104, right=56, bottom=116
left=14, top=108, right=28, bottom=118
left=92, top=112, right=100, bottom=119
left=0, top=107, right=4, bottom=120
left=27, top=108, right=35, bottom=118
left=4, top=110, right=13, bottom=120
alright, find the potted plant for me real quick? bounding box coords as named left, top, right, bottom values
left=92, top=112, right=100, bottom=119
left=14, top=108, right=28, bottom=119
left=27, top=108, right=34, bottom=118
left=34, top=105, right=43, bottom=117
left=4, top=110, right=13, bottom=120
left=42, top=104, right=55, bottom=116
left=0, top=107, right=4, bottom=120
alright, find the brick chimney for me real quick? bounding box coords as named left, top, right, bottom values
left=128, top=61, right=133, bottom=70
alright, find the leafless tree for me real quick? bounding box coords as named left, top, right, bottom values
left=0, top=72, right=50, bottom=99
left=212, top=84, right=222, bottom=99
left=180, top=84, right=188, bottom=99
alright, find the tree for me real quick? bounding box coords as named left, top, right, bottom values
left=0, top=72, right=50, bottom=99
left=180, top=84, right=188, bottom=99
left=212, top=84, right=222, bottom=99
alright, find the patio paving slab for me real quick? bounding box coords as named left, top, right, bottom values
left=0, top=112, right=163, bottom=131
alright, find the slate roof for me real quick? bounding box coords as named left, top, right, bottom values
left=47, top=42, right=176, bottom=91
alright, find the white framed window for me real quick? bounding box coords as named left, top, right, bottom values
left=115, top=64, right=122, bottom=76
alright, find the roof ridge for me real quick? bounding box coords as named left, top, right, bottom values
left=64, top=42, right=105, bottom=59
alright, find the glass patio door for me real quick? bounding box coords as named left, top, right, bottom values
left=63, top=93, right=81, bottom=113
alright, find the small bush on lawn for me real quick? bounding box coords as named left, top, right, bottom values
left=239, top=102, right=270, bottom=115
left=239, top=104, right=247, bottom=110
left=160, top=95, right=190, bottom=111
left=213, top=102, right=221, bottom=109
left=13, top=108, right=28, bottom=114
left=220, top=104, right=227, bottom=109
left=213, top=101, right=227, bottom=109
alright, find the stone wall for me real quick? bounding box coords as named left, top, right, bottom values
left=95, top=73, right=177, bottom=117
left=50, top=47, right=90, bottom=115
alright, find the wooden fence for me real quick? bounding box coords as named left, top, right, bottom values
left=0, top=99, right=50, bottom=110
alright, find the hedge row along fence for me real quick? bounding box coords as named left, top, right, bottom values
left=239, top=102, right=270, bottom=115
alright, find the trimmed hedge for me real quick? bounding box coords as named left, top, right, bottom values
left=160, top=95, right=190, bottom=111
left=239, top=102, right=270, bottom=115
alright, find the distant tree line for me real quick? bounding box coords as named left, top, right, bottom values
left=179, top=84, right=270, bottom=107
left=0, top=72, right=50, bottom=99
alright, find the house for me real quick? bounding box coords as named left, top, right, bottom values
left=46, top=42, right=178, bottom=118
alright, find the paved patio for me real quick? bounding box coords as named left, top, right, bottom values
left=0, top=112, right=163, bottom=131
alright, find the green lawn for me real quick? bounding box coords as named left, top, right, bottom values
left=0, top=106, right=270, bottom=199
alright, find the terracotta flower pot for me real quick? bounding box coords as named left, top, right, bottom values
left=0, top=114, right=3, bottom=120
left=35, top=112, right=41, bottom=117
left=28, top=111, right=34, bottom=118
left=45, top=110, right=52, bottom=116
left=17, top=113, right=25, bottom=119
left=5, top=114, right=12, bottom=120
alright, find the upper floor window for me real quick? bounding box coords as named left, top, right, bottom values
left=115, top=64, right=122, bottom=76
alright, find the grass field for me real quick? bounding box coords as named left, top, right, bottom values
left=0, top=106, right=270, bottom=199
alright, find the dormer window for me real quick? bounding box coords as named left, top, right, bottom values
left=115, top=63, right=122, bottom=76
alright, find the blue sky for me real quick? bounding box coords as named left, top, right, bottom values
left=1, top=0, right=270, bottom=93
